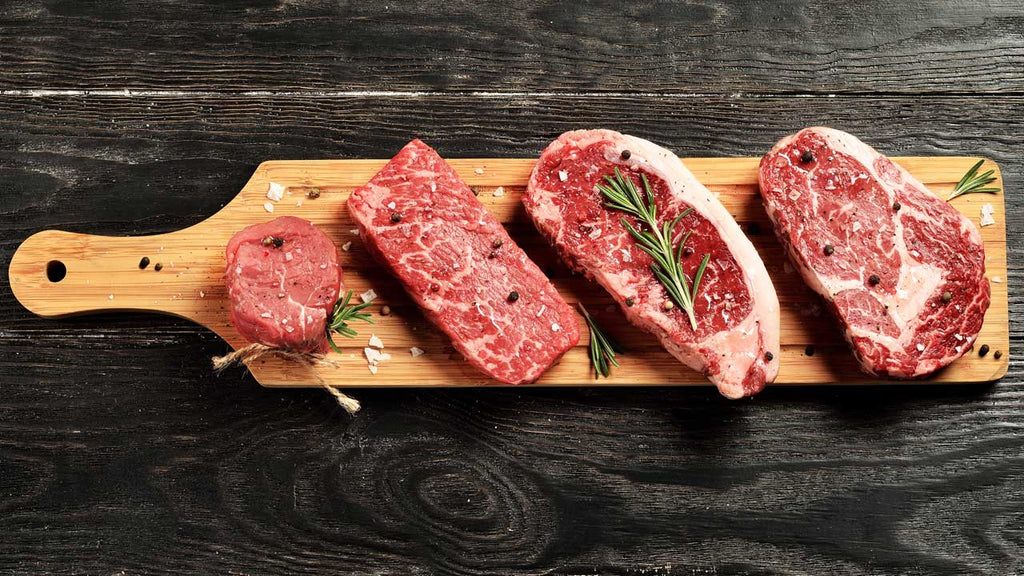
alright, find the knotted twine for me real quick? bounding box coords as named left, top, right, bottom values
left=212, top=343, right=360, bottom=414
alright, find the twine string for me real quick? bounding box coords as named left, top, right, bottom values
left=212, top=343, right=360, bottom=414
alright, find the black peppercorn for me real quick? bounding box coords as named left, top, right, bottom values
left=892, top=201, right=901, bottom=211
left=801, top=150, right=814, bottom=163
left=805, top=345, right=815, bottom=357
left=307, top=187, right=321, bottom=199
left=139, top=256, right=150, bottom=269
left=261, top=236, right=273, bottom=246
left=154, top=263, right=163, bottom=271
left=507, top=291, right=519, bottom=303
left=994, top=350, right=1003, bottom=359
left=941, top=291, right=952, bottom=303
left=390, top=212, right=402, bottom=223
left=492, top=238, right=504, bottom=249
left=978, top=344, right=990, bottom=357
left=620, top=149, right=631, bottom=160
left=764, top=351, right=774, bottom=362
left=823, top=244, right=835, bottom=256
left=868, top=274, right=880, bottom=286
left=625, top=297, right=635, bottom=307
left=271, top=236, right=284, bottom=248
left=682, top=246, right=694, bottom=257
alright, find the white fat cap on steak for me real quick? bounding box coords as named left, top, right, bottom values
left=530, top=129, right=781, bottom=398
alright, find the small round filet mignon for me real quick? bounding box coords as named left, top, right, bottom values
left=225, top=216, right=342, bottom=353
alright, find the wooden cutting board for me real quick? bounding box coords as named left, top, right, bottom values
left=8, top=157, right=1009, bottom=388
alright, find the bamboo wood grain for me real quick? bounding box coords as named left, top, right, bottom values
left=8, top=157, right=1009, bottom=388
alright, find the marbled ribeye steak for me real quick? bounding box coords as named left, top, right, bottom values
left=758, top=127, right=990, bottom=377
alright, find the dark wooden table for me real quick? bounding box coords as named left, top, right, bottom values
left=2, top=2, right=1022, bottom=574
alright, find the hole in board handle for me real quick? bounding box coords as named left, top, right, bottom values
left=46, top=260, right=67, bottom=283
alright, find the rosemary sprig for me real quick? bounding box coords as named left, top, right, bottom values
left=326, top=290, right=374, bottom=354
left=596, top=168, right=710, bottom=331
left=947, top=159, right=999, bottom=201
left=578, top=304, right=620, bottom=379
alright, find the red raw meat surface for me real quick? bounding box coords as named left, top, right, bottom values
left=759, top=127, right=990, bottom=377
left=225, top=216, right=342, bottom=354
left=524, top=130, right=779, bottom=398
left=347, top=139, right=579, bottom=384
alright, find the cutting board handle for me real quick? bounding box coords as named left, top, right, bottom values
left=9, top=228, right=222, bottom=321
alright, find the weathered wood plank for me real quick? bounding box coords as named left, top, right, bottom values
left=0, top=94, right=1022, bottom=575
left=2, top=0, right=1024, bottom=94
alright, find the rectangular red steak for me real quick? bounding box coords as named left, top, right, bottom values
left=347, top=139, right=579, bottom=384
left=524, top=130, right=780, bottom=399
left=759, top=127, right=990, bottom=377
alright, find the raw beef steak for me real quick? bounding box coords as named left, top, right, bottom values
left=524, top=130, right=780, bottom=398
left=225, top=216, right=342, bottom=353
left=759, top=127, right=990, bottom=377
left=347, top=139, right=579, bottom=385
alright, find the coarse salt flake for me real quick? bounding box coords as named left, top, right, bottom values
left=916, top=343, right=925, bottom=352
left=368, top=364, right=378, bottom=375
left=493, top=186, right=505, bottom=197
left=551, top=323, right=561, bottom=332
left=475, top=168, right=484, bottom=175
left=108, top=294, right=114, bottom=300
left=980, top=203, right=996, bottom=227
left=349, top=229, right=359, bottom=235
left=558, top=170, right=568, bottom=182
left=993, top=276, right=1003, bottom=283
left=263, top=202, right=275, bottom=213
left=260, top=312, right=272, bottom=318
left=285, top=252, right=293, bottom=261
left=368, top=334, right=384, bottom=349
left=199, top=291, right=205, bottom=298
left=360, top=289, right=378, bottom=303
left=364, top=347, right=383, bottom=364
left=379, top=353, right=392, bottom=362
left=410, top=347, right=425, bottom=358
left=342, top=242, right=352, bottom=251
left=387, top=201, right=396, bottom=209
left=267, top=182, right=286, bottom=202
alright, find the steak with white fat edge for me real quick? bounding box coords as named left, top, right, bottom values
left=524, top=130, right=780, bottom=398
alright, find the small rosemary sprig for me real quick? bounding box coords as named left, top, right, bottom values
left=326, top=290, right=374, bottom=354
left=947, top=159, right=999, bottom=201
left=578, top=304, right=620, bottom=379
left=596, top=168, right=710, bottom=331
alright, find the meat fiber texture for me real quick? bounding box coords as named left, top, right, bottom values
left=225, top=216, right=342, bottom=354
left=347, top=139, right=579, bottom=385
left=759, top=127, right=990, bottom=377
left=524, top=129, right=780, bottom=399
